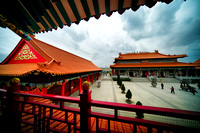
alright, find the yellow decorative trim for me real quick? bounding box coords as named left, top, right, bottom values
left=0, top=14, right=31, bottom=40
left=14, top=44, right=37, bottom=60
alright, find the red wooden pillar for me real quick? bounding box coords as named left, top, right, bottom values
left=61, top=81, right=65, bottom=96
left=27, top=86, right=31, bottom=92
left=4, top=84, right=21, bottom=132
left=92, top=74, right=94, bottom=84
left=69, top=80, right=71, bottom=95
left=79, top=77, right=82, bottom=95
left=41, top=87, right=47, bottom=94
left=3, top=84, right=6, bottom=90
left=80, top=90, right=92, bottom=133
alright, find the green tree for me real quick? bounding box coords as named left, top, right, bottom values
left=136, top=101, right=144, bottom=119
left=126, top=89, right=132, bottom=100
left=121, top=84, right=126, bottom=93
left=117, top=74, right=122, bottom=87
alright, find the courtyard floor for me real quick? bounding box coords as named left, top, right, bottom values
left=68, top=75, right=200, bottom=127
left=72, top=75, right=200, bottom=112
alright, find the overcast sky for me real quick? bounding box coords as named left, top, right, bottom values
left=0, top=0, right=200, bottom=68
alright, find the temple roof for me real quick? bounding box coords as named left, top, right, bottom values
left=0, top=0, right=173, bottom=40
left=0, top=36, right=101, bottom=76
left=110, top=61, right=198, bottom=68
left=115, top=50, right=187, bottom=61
left=194, top=58, right=200, bottom=64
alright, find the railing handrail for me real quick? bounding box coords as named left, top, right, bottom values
left=0, top=89, right=80, bottom=103
left=91, top=100, right=200, bottom=120
left=1, top=88, right=200, bottom=121
left=1, top=88, right=200, bottom=132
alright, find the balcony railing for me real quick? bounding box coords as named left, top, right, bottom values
left=0, top=84, right=200, bottom=133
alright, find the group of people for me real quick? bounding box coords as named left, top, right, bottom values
left=160, top=83, right=175, bottom=94
left=160, top=82, right=198, bottom=95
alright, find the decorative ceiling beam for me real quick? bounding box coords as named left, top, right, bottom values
left=0, top=14, right=31, bottom=40
left=0, top=0, right=175, bottom=35
left=80, top=0, right=91, bottom=20
left=92, top=0, right=101, bottom=19
left=68, top=0, right=81, bottom=24
left=54, top=1, right=71, bottom=26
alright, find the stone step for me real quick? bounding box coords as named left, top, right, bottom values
left=158, top=78, right=180, bottom=83
left=131, top=77, right=150, bottom=82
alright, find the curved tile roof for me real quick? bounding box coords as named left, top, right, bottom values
left=0, top=36, right=101, bottom=76
left=115, top=50, right=187, bottom=61
left=110, top=61, right=197, bottom=68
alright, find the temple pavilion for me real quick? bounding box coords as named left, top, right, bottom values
left=0, top=35, right=102, bottom=96
left=110, top=50, right=200, bottom=78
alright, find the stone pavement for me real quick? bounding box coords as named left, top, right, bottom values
left=65, top=75, right=200, bottom=127
left=70, top=75, right=200, bottom=112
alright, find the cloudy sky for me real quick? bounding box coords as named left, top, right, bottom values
left=0, top=0, right=200, bottom=68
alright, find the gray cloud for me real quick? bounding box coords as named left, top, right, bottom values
left=63, top=27, right=88, bottom=42
left=122, top=1, right=182, bottom=41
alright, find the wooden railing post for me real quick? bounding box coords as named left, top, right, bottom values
left=4, top=83, right=21, bottom=132
left=79, top=76, right=82, bottom=95
left=80, top=90, right=92, bottom=133
left=61, top=81, right=65, bottom=96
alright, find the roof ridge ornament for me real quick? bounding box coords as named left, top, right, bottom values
left=37, top=59, right=61, bottom=68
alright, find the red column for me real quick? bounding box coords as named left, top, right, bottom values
left=42, top=87, right=47, bottom=94
left=92, top=74, right=94, bottom=84
left=3, top=84, right=6, bottom=90
left=27, top=86, right=31, bottom=92
left=79, top=77, right=82, bottom=95
left=87, top=75, right=89, bottom=82
left=4, top=84, right=21, bottom=132
left=80, top=90, right=92, bottom=133
left=61, top=82, right=65, bottom=96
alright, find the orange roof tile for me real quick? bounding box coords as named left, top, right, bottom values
left=0, top=36, right=101, bottom=76
left=115, top=50, right=187, bottom=60
left=194, top=58, right=200, bottom=64
left=0, top=63, right=38, bottom=76
left=110, top=62, right=197, bottom=68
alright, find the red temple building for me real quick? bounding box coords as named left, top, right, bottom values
left=110, top=50, right=200, bottom=78
left=0, top=35, right=102, bottom=96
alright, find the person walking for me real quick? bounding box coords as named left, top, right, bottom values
left=161, top=83, right=164, bottom=89
left=191, top=87, right=198, bottom=95
left=171, top=86, right=175, bottom=94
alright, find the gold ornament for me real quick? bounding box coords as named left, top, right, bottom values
left=81, top=81, right=90, bottom=93
left=11, top=77, right=20, bottom=84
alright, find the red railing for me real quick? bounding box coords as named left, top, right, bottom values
left=90, top=100, right=200, bottom=132
left=0, top=85, right=200, bottom=133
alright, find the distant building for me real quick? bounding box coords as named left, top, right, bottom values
left=110, top=50, right=200, bottom=78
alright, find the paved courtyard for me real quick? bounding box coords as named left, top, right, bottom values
left=69, top=75, right=200, bottom=113
left=68, top=75, right=200, bottom=127
left=89, top=75, right=200, bottom=111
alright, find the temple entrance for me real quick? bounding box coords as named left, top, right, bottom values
left=161, top=71, right=165, bottom=77
left=129, top=72, right=133, bottom=77
left=142, top=71, right=148, bottom=77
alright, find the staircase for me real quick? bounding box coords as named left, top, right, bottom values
left=131, top=77, right=180, bottom=83
left=157, top=78, right=180, bottom=83
left=131, top=77, right=150, bottom=82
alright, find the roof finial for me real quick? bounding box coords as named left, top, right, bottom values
left=155, top=50, right=159, bottom=53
